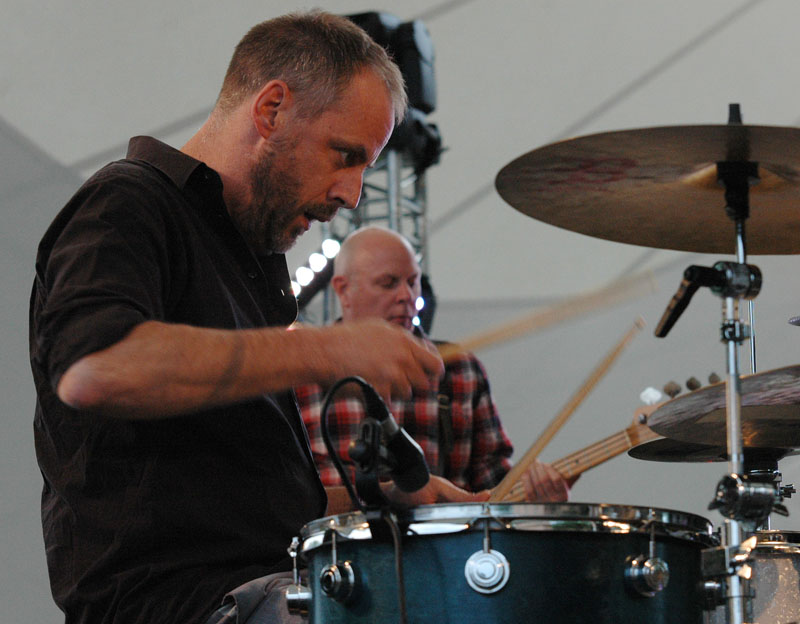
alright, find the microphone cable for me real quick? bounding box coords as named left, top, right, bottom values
left=383, top=511, right=409, bottom=624
left=320, top=376, right=410, bottom=624
left=320, top=376, right=370, bottom=512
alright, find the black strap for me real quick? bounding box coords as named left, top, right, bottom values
left=436, top=393, right=454, bottom=477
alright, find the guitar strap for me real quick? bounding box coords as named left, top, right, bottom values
left=433, top=339, right=457, bottom=477
left=436, top=392, right=454, bottom=477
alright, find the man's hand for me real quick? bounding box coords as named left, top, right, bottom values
left=384, top=475, right=490, bottom=508
left=518, top=461, right=570, bottom=502
left=316, top=319, right=445, bottom=401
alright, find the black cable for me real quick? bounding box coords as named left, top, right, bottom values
left=321, top=378, right=410, bottom=623
left=383, top=512, right=409, bottom=624
left=320, top=376, right=369, bottom=512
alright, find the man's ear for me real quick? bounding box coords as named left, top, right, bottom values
left=331, top=275, right=348, bottom=307
left=251, top=80, right=291, bottom=139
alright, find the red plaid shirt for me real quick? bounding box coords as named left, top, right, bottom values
left=296, top=340, right=513, bottom=492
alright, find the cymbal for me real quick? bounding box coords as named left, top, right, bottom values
left=628, top=438, right=729, bottom=463
left=628, top=438, right=796, bottom=464
left=495, top=125, right=800, bottom=254
left=647, top=364, right=800, bottom=448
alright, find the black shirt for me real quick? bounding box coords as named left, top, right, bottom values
left=29, top=137, right=327, bottom=624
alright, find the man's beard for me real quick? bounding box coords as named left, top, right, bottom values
left=234, top=140, right=340, bottom=255
left=234, top=146, right=306, bottom=254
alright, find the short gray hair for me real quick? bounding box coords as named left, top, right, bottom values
left=215, top=10, right=407, bottom=123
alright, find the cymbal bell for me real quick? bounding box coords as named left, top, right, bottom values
left=495, top=124, right=800, bottom=254
left=647, top=364, right=800, bottom=448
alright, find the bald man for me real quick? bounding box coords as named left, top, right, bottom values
left=296, top=226, right=570, bottom=502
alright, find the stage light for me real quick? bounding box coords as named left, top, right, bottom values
left=309, top=252, right=327, bottom=272
left=296, top=266, right=314, bottom=286
left=321, top=239, right=341, bottom=258
left=415, top=296, right=425, bottom=311
left=291, top=281, right=301, bottom=296
left=412, top=316, right=421, bottom=327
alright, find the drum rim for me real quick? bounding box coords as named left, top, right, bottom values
left=756, top=529, right=800, bottom=541
left=300, top=501, right=717, bottom=551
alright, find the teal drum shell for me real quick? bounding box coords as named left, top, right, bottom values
left=300, top=502, right=718, bottom=624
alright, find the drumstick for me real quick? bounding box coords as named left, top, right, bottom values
left=489, top=317, right=645, bottom=502
left=436, top=271, right=655, bottom=363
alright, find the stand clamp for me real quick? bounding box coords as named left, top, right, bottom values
left=709, top=473, right=789, bottom=530
left=655, top=262, right=761, bottom=338
left=701, top=535, right=758, bottom=615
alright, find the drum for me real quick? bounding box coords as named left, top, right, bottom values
left=749, top=530, right=800, bottom=622
left=707, top=530, right=800, bottom=624
left=299, top=502, right=717, bottom=623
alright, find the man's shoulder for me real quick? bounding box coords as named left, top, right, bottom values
left=430, top=340, right=487, bottom=384
left=432, top=339, right=478, bottom=364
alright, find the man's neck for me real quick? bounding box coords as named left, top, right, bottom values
left=182, top=113, right=254, bottom=216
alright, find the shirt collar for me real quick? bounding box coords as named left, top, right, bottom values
left=126, top=136, right=211, bottom=190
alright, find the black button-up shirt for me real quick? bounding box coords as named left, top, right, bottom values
left=30, top=136, right=326, bottom=624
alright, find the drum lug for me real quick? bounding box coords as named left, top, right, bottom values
left=286, top=536, right=311, bottom=615
left=319, top=561, right=357, bottom=603
left=625, top=510, right=670, bottom=598
left=464, top=514, right=510, bottom=594
left=624, top=554, right=670, bottom=597
left=317, top=530, right=358, bottom=604
left=465, top=549, right=510, bottom=594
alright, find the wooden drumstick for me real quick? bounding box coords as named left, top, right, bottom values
left=436, top=271, right=655, bottom=363
left=489, top=317, right=646, bottom=502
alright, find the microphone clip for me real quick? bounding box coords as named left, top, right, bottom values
left=348, top=417, right=392, bottom=508
left=320, top=376, right=431, bottom=513
left=655, top=261, right=761, bottom=338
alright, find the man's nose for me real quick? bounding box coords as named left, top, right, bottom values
left=397, top=282, right=415, bottom=303
left=329, top=170, right=363, bottom=210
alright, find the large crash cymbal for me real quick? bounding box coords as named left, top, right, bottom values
left=647, top=364, right=800, bottom=448
left=495, top=125, right=800, bottom=254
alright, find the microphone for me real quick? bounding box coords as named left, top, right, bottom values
left=359, top=381, right=430, bottom=493
left=381, top=416, right=430, bottom=492
left=789, top=317, right=800, bottom=326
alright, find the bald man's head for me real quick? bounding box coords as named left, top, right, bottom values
left=332, top=227, right=421, bottom=329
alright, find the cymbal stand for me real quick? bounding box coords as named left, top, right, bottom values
left=655, top=137, right=779, bottom=621
left=703, top=156, right=776, bottom=624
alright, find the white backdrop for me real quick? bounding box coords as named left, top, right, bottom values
left=4, top=1, right=800, bottom=621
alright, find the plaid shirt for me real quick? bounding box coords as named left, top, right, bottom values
left=296, top=339, right=513, bottom=492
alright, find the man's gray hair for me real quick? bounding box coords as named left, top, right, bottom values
left=215, top=10, right=407, bottom=123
